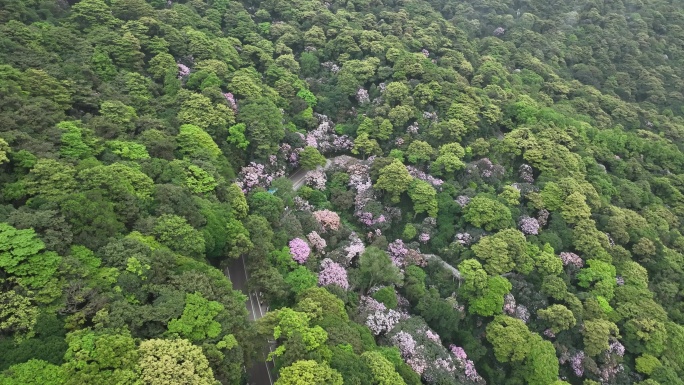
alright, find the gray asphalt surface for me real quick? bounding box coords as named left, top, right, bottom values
left=226, top=256, right=275, bottom=385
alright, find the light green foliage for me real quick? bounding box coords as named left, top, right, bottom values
left=58, top=121, right=100, bottom=160
left=383, top=82, right=409, bottom=105
left=361, top=351, right=406, bottom=385
left=577, top=259, right=616, bottom=299
left=625, top=318, right=668, bottom=356
left=498, top=185, right=521, bottom=206
left=177, top=124, right=222, bottom=160
left=285, top=267, right=318, bottom=296
left=0, top=137, right=9, bottom=165
left=561, top=192, right=592, bottom=225
left=299, top=146, right=327, bottom=170
left=226, top=183, right=249, bottom=219
left=62, top=329, right=139, bottom=385
left=295, top=287, right=348, bottom=321
left=372, top=286, right=398, bottom=309
left=269, top=308, right=328, bottom=360
left=0, top=359, right=65, bottom=385
left=352, top=133, right=382, bottom=158
left=0, top=223, right=61, bottom=303
left=537, top=304, right=576, bottom=333
left=522, top=334, right=560, bottom=385
left=99, top=100, right=137, bottom=133
left=225, top=218, right=253, bottom=259
left=472, top=229, right=530, bottom=275
left=0, top=290, right=39, bottom=340
left=464, top=196, right=513, bottom=231
left=184, top=164, right=217, bottom=194
left=177, top=93, right=234, bottom=138
left=153, top=214, right=206, bottom=258
left=408, top=179, right=438, bottom=217
left=469, top=276, right=512, bottom=316
left=431, top=142, right=466, bottom=176
left=275, top=360, right=343, bottom=385
left=138, top=338, right=217, bottom=385
left=107, top=140, right=149, bottom=160
left=227, top=123, right=249, bottom=150
left=486, top=315, right=531, bottom=362
left=582, top=319, right=620, bottom=356
left=406, top=140, right=434, bottom=164
left=297, top=88, right=317, bottom=107
left=636, top=354, right=662, bottom=375
left=529, top=243, right=563, bottom=276
left=168, top=292, right=225, bottom=342
left=402, top=223, right=417, bottom=240
left=78, top=163, right=154, bottom=201
left=24, top=159, right=77, bottom=198
left=374, top=159, right=412, bottom=203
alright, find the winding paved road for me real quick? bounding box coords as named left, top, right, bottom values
left=225, top=257, right=275, bottom=385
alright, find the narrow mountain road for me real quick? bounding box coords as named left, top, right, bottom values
left=289, top=159, right=333, bottom=190
left=226, top=257, right=275, bottom=385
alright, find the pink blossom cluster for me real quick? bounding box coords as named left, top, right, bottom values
left=356, top=88, right=370, bottom=104
left=293, top=196, right=313, bottom=211
left=406, top=122, right=420, bottom=134
left=518, top=216, right=540, bottom=235
left=304, top=45, right=317, bottom=52
left=279, top=143, right=301, bottom=168
left=177, top=63, right=190, bottom=78
left=393, top=331, right=417, bottom=357
left=425, top=329, right=441, bottom=344
left=305, top=114, right=353, bottom=154
left=289, top=238, right=311, bottom=264
left=519, top=164, right=534, bottom=182
left=600, top=362, right=624, bottom=383
left=559, top=252, right=584, bottom=268
left=449, top=345, right=484, bottom=383
left=418, top=233, right=430, bottom=243
left=615, top=276, right=624, bottom=286
left=421, top=49, right=430, bottom=57
left=406, top=166, right=444, bottom=187
left=537, top=209, right=550, bottom=226
left=395, top=137, right=405, bottom=146
left=360, top=296, right=401, bottom=335
left=355, top=211, right=386, bottom=228
left=544, top=328, right=556, bottom=338
left=345, top=232, right=365, bottom=262
left=307, top=231, right=326, bottom=254
left=378, top=82, right=386, bottom=93
left=493, top=27, right=505, bottom=36
left=422, top=111, right=438, bottom=121
left=455, top=195, right=471, bottom=207
left=503, top=294, right=516, bottom=315
left=605, top=232, right=615, bottom=247
left=223, top=92, right=238, bottom=113
left=305, top=169, right=327, bottom=190
left=456, top=232, right=473, bottom=245
left=467, top=158, right=505, bottom=179
left=514, top=304, right=530, bottom=323
left=608, top=341, right=625, bottom=357
left=313, top=210, right=340, bottom=232
left=235, top=162, right=284, bottom=192
left=321, top=61, right=340, bottom=74
left=570, top=351, right=585, bottom=377
left=318, top=258, right=349, bottom=290
left=388, top=239, right=409, bottom=267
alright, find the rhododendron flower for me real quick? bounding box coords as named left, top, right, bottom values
left=289, top=238, right=310, bottom=264
left=313, top=209, right=340, bottom=232
left=318, top=258, right=348, bottom=290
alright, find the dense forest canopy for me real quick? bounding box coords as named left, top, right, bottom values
left=1, top=0, right=684, bottom=384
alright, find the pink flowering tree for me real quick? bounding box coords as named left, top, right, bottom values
left=518, top=216, right=540, bottom=235
left=307, top=231, right=326, bottom=254
left=305, top=169, right=327, bottom=190
left=344, top=232, right=365, bottom=262
left=559, top=252, right=584, bottom=268
left=313, top=209, right=340, bottom=232
left=318, top=258, right=349, bottom=290
left=289, top=238, right=311, bottom=264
